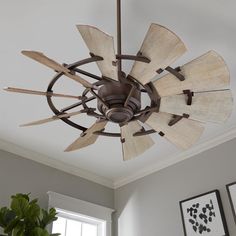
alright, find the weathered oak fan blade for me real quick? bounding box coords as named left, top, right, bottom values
left=64, top=120, right=108, bottom=152
left=145, top=112, right=204, bottom=149
left=64, top=71, right=94, bottom=89
left=22, top=50, right=70, bottom=73
left=129, top=23, right=187, bottom=85
left=121, top=121, right=154, bottom=161
left=4, top=87, right=80, bottom=99
left=77, top=25, right=118, bottom=81
left=160, top=90, right=233, bottom=123
left=154, top=51, right=230, bottom=97
left=22, top=50, right=93, bottom=88
left=20, top=111, right=82, bottom=127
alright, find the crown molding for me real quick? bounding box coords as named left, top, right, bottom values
left=1, top=127, right=236, bottom=190
left=113, top=126, right=236, bottom=189
left=0, top=139, right=114, bottom=189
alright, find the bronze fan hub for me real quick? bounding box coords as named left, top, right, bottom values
left=105, top=107, right=134, bottom=123
left=97, top=82, right=141, bottom=123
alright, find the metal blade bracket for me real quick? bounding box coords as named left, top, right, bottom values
left=77, top=25, right=118, bottom=81
left=154, top=51, right=230, bottom=97
left=64, top=120, right=108, bottom=152
left=160, top=90, right=233, bottom=123
left=121, top=121, right=154, bottom=161
left=129, top=23, right=187, bottom=85
left=145, top=112, right=204, bottom=149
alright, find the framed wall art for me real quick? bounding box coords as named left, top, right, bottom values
left=180, top=190, right=229, bottom=236
left=226, top=182, right=236, bottom=223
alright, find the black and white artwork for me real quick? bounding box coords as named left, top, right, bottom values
left=226, top=182, right=236, bottom=224
left=180, top=190, right=229, bottom=236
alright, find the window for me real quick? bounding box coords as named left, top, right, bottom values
left=48, top=192, right=114, bottom=236
left=52, top=209, right=104, bottom=236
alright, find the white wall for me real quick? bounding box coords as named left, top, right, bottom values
left=114, top=138, right=236, bottom=236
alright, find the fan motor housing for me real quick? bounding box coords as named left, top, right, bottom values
left=98, top=83, right=141, bottom=123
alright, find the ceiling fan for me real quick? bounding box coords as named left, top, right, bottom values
left=4, top=0, right=233, bottom=161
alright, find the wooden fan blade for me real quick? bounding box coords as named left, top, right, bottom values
left=20, top=111, right=82, bottom=127
left=145, top=112, right=204, bottom=149
left=22, top=50, right=94, bottom=88
left=64, top=120, right=108, bottom=152
left=64, top=72, right=94, bottom=89
left=4, top=87, right=80, bottom=99
left=160, top=90, right=233, bottom=123
left=121, top=121, right=154, bottom=161
left=153, top=51, right=230, bottom=97
left=77, top=25, right=118, bottom=81
left=129, top=23, right=187, bottom=85
left=22, top=50, right=70, bottom=73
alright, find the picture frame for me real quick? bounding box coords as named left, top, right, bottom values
left=226, top=182, right=236, bottom=224
left=179, top=190, right=229, bottom=236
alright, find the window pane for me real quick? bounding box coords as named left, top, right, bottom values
left=52, top=217, right=66, bottom=236
left=66, top=219, right=82, bottom=236
left=82, top=223, right=97, bottom=236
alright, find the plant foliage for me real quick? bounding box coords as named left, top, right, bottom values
left=0, top=193, right=60, bottom=236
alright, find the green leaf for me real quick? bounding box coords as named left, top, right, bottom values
left=31, top=227, right=50, bottom=236
left=11, top=194, right=30, bottom=202
left=10, top=197, right=29, bottom=218
left=40, top=208, right=57, bottom=229
left=4, top=218, right=21, bottom=234
left=27, top=202, right=40, bottom=221
left=0, top=207, right=16, bottom=228
left=0, top=194, right=58, bottom=236
left=29, top=199, right=38, bottom=205
left=12, top=224, right=25, bottom=236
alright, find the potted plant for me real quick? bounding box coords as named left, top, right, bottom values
left=0, top=193, right=60, bottom=236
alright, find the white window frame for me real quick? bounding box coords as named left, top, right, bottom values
left=48, top=192, right=115, bottom=236
left=54, top=208, right=105, bottom=236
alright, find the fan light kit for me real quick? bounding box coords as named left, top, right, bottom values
left=4, top=0, right=233, bottom=161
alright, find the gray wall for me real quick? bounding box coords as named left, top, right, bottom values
left=0, top=149, right=114, bottom=209
left=2, top=139, right=236, bottom=236
left=114, top=138, right=236, bottom=236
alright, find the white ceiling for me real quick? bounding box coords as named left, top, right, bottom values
left=1, top=0, right=236, bottom=189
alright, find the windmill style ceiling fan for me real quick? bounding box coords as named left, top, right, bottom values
left=4, top=0, right=233, bottom=161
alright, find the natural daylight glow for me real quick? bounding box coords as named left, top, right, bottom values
left=52, top=216, right=98, bottom=236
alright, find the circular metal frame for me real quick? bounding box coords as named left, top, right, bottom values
left=46, top=55, right=160, bottom=137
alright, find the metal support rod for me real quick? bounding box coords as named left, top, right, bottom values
left=134, top=106, right=158, bottom=116
left=73, top=68, right=103, bottom=81
left=116, top=54, right=151, bottom=63
left=124, top=86, right=135, bottom=107
left=90, top=89, right=109, bottom=110
left=60, top=96, right=96, bottom=113
left=94, top=129, right=158, bottom=137
left=117, top=0, right=122, bottom=75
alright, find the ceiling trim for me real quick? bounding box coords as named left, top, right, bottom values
left=113, top=126, right=236, bottom=189
left=0, top=139, right=113, bottom=189
left=1, top=127, right=236, bottom=190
